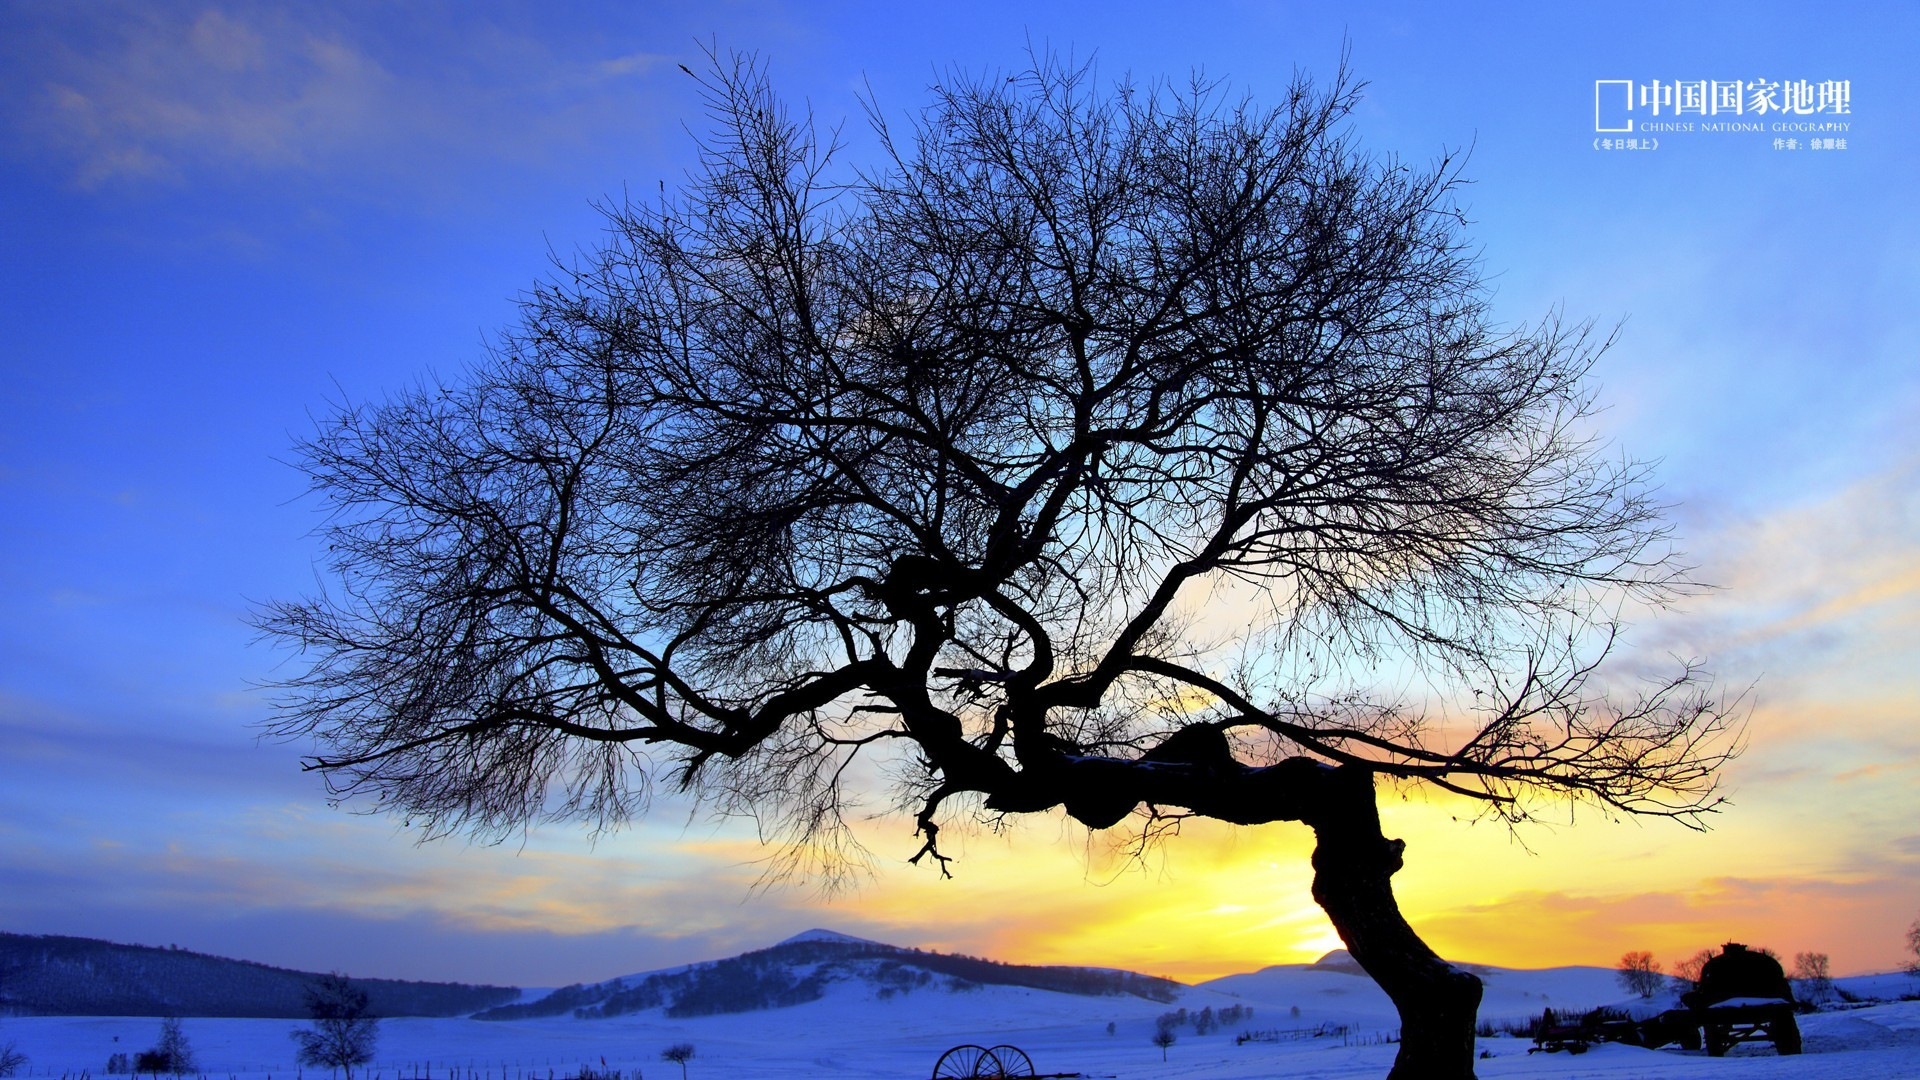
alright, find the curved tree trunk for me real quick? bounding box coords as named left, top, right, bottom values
left=1307, top=765, right=1483, bottom=1080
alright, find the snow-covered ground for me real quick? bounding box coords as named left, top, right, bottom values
left=4, top=965, right=1916, bottom=1079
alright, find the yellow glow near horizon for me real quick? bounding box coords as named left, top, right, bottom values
left=715, top=733, right=1918, bottom=982
left=812, top=817, right=1481, bottom=983
left=247, top=456, right=1920, bottom=985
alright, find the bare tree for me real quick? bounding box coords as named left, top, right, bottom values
left=138, top=1018, right=193, bottom=1078
left=661, top=1043, right=694, bottom=1080
left=1907, top=915, right=1920, bottom=975
left=261, top=49, right=1739, bottom=1080
left=1672, top=948, right=1715, bottom=992
left=1616, top=951, right=1664, bottom=998
left=292, top=972, right=379, bottom=1080
left=1151, top=1029, right=1176, bottom=1061
left=1791, top=951, right=1832, bottom=1004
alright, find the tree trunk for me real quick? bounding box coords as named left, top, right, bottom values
left=1307, top=765, right=1483, bottom=1080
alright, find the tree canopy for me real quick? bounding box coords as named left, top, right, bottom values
left=263, top=50, right=1740, bottom=1079
left=291, top=972, right=378, bottom=1080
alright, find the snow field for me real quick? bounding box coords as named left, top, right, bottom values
left=4, top=967, right=1916, bottom=1079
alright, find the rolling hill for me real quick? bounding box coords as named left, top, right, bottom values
left=474, top=928, right=1183, bottom=1020
left=0, top=932, right=518, bottom=1018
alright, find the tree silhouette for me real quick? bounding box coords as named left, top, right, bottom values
left=661, top=1043, right=694, bottom=1080
left=1616, top=951, right=1664, bottom=998
left=261, top=49, right=1739, bottom=1080
left=291, top=973, right=379, bottom=1080
left=1672, top=948, right=1715, bottom=991
left=1791, top=951, right=1831, bottom=1003
left=138, top=1018, right=192, bottom=1077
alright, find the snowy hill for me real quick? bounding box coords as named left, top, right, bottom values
left=7, top=927, right=1920, bottom=1077
left=7, top=970, right=1918, bottom=1080
left=0, top=932, right=518, bottom=1018
left=474, top=929, right=1181, bottom=1021
left=774, top=927, right=884, bottom=947
left=1197, top=950, right=1630, bottom=1030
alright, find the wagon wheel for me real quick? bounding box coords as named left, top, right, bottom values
left=1771, top=1016, right=1803, bottom=1055
left=985, top=1045, right=1033, bottom=1077
left=932, top=1044, right=1002, bottom=1079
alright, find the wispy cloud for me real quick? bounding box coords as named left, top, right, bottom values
left=1665, top=457, right=1920, bottom=664
left=3, top=4, right=680, bottom=192
left=0, top=806, right=834, bottom=983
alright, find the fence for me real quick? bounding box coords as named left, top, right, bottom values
left=1234, top=1023, right=1350, bottom=1044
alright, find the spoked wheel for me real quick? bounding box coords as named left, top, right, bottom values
left=985, top=1045, right=1033, bottom=1077
left=932, top=1044, right=1003, bottom=1079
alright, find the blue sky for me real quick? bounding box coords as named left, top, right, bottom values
left=2, top=0, right=1917, bottom=986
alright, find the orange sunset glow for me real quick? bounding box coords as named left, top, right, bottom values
left=2, top=0, right=1915, bottom=995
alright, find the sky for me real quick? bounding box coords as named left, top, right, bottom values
left=1, top=0, right=1916, bottom=989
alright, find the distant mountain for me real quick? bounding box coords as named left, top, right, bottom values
left=0, top=932, right=518, bottom=1018
left=475, top=928, right=1182, bottom=1021
left=1196, top=952, right=1630, bottom=1030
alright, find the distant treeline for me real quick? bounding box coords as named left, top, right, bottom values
left=0, top=932, right=518, bottom=1018
left=477, top=937, right=1181, bottom=1021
